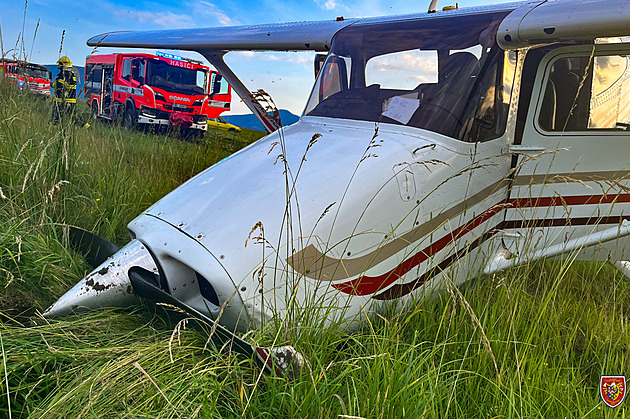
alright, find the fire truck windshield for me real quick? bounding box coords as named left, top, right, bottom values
left=25, top=66, right=49, bottom=79
left=146, top=60, right=206, bottom=95
left=9, top=65, right=49, bottom=79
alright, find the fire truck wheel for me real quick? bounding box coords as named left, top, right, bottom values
left=182, top=128, right=204, bottom=142
left=124, top=107, right=138, bottom=130
left=91, top=101, right=99, bottom=120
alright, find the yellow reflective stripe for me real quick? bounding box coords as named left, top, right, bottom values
left=55, top=79, right=77, bottom=88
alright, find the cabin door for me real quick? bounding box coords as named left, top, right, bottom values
left=505, top=44, right=630, bottom=261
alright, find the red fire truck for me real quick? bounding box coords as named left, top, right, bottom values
left=0, top=60, right=51, bottom=96
left=84, top=52, right=231, bottom=135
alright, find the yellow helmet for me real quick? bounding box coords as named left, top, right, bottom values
left=57, top=56, right=72, bottom=68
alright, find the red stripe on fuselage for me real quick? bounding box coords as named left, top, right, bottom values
left=332, top=203, right=506, bottom=295
left=332, top=193, right=630, bottom=296
left=510, top=193, right=630, bottom=209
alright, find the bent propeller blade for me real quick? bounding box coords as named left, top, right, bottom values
left=129, top=269, right=304, bottom=378
left=45, top=238, right=304, bottom=378
left=66, top=225, right=121, bottom=268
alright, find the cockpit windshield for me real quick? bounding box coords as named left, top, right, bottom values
left=304, top=12, right=516, bottom=142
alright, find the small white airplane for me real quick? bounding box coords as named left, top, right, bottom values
left=45, top=0, right=630, bottom=376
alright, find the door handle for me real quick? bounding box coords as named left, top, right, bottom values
left=509, top=145, right=546, bottom=154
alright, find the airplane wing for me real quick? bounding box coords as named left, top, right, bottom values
left=84, top=1, right=536, bottom=132
left=88, top=1, right=630, bottom=53
left=87, top=20, right=357, bottom=52
left=499, top=0, right=630, bottom=49
left=86, top=1, right=538, bottom=52
left=89, top=0, right=630, bottom=131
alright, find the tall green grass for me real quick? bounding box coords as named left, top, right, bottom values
left=0, top=82, right=263, bottom=317
left=0, top=82, right=629, bottom=417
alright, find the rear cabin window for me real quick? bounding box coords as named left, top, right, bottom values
left=538, top=52, right=630, bottom=131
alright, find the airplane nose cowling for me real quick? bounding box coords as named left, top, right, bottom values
left=43, top=239, right=159, bottom=318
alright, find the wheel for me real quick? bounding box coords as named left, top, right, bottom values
left=182, top=128, right=205, bottom=142
left=124, top=106, right=137, bottom=130
left=91, top=101, right=99, bottom=120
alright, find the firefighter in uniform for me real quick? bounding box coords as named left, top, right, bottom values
left=51, top=56, right=78, bottom=124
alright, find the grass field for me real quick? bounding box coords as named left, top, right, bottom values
left=0, top=82, right=629, bottom=418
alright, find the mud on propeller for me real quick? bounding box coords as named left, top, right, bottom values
left=51, top=226, right=304, bottom=379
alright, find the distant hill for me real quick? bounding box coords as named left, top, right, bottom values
left=45, top=65, right=85, bottom=98
left=223, top=109, right=300, bottom=131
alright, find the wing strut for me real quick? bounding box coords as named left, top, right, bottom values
left=484, top=219, right=630, bottom=274
left=201, top=50, right=281, bottom=133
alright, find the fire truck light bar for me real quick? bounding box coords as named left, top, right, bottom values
left=156, top=51, right=203, bottom=65
left=156, top=51, right=183, bottom=61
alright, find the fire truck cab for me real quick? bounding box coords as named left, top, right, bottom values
left=0, top=60, right=51, bottom=96
left=84, top=52, right=231, bottom=135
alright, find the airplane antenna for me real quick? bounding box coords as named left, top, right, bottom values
left=428, top=0, right=438, bottom=13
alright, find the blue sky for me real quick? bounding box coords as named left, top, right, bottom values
left=1, top=0, right=508, bottom=115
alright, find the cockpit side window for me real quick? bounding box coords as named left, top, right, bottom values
left=303, top=12, right=512, bottom=143
left=460, top=50, right=517, bottom=142
left=538, top=51, right=630, bottom=132
left=319, top=55, right=350, bottom=101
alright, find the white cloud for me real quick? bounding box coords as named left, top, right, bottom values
left=114, top=10, right=196, bottom=28
left=370, top=52, right=438, bottom=73
left=366, top=51, right=439, bottom=88
left=232, top=51, right=312, bottom=65
left=235, top=51, right=256, bottom=58
left=193, top=1, right=239, bottom=27
left=315, top=0, right=342, bottom=11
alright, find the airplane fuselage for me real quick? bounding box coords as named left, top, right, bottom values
left=46, top=0, right=630, bottom=340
